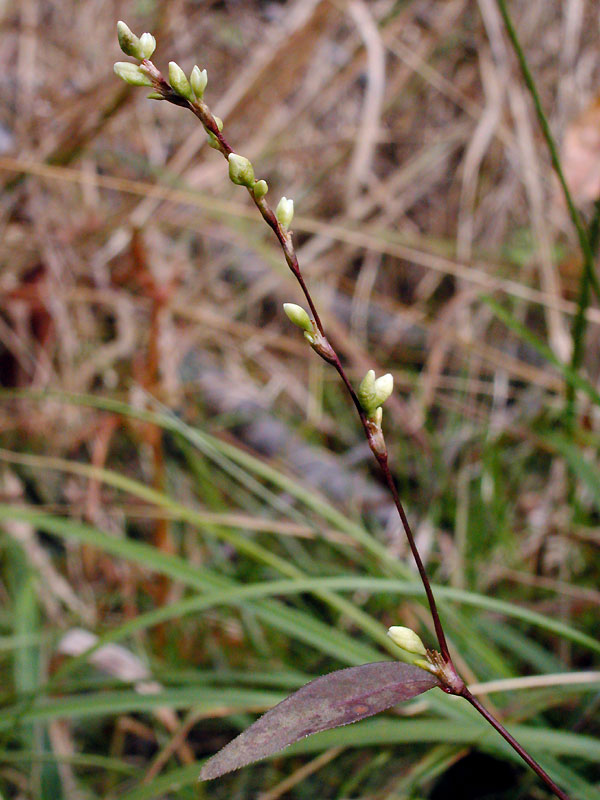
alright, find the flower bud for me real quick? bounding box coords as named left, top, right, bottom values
left=253, top=179, right=269, bottom=200
left=358, top=369, right=393, bottom=417
left=373, top=373, right=393, bottom=406
left=139, top=32, right=156, bottom=60
left=168, top=61, right=193, bottom=101
left=276, top=196, right=294, bottom=230
left=114, top=62, right=153, bottom=87
left=228, top=153, right=255, bottom=187
left=206, top=116, right=224, bottom=149
left=387, top=626, right=430, bottom=669
left=283, top=303, right=313, bottom=334
left=117, top=21, right=143, bottom=59
left=190, top=66, right=208, bottom=99
left=387, top=626, right=427, bottom=657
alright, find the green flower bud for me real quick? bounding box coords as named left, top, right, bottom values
left=147, top=92, right=164, bottom=100
left=253, top=179, right=269, bottom=200
left=275, top=196, right=294, bottom=230
left=190, top=66, right=208, bottom=99
left=387, top=626, right=431, bottom=670
left=139, top=32, right=156, bottom=60
left=168, top=61, right=193, bottom=101
left=373, top=373, right=393, bottom=406
left=228, top=153, right=255, bottom=187
left=207, top=117, right=223, bottom=150
left=283, top=303, right=312, bottom=333
left=114, top=61, right=153, bottom=87
left=117, top=21, right=143, bottom=59
left=358, top=369, right=394, bottom=417
left=387, top=626, right=427, bottom=658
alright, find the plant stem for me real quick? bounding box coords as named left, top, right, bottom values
left=495, top=0, right=600, bottom=307
left=461, top=688, right=571, bottom=800
left=566, top=200, right=600, bottom=429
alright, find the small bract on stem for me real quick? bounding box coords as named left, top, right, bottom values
left=112, top=21, right=573, bottom=800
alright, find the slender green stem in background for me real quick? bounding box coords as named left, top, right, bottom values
left=495, top=0, right=600, bottom=306
left=566, top=200, right=600, bottom=429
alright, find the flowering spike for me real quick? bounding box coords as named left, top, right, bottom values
left=253, top=179, right=269, bottom=200
left=190, top=66, right=208, bottom=99
left=228, top=154, right=255, bottom=187
left=276, top=196, right=294, bottom=230
left=138, top=32, right=156, bottom=60
left=168, top=61, right=193, bottom=101
left=114, top=62, right=153, bottom=87
left=117, top=21, right=143, bottom=59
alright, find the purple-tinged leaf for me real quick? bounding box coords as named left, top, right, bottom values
left=200, top=661, right=439, bottom=780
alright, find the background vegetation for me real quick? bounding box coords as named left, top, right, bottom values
left=1, top=0, right=599, bottom=798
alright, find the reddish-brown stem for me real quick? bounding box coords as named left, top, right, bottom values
left=147, top=66, right=572, bottom=800
left=461, top=688, right=570, bottom=800
left=326, top=351, right=451, bottom=662
left=376, top=455, right=452, bottom=662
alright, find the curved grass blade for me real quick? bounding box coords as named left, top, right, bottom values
left=199, top=662, right=439, bottom=780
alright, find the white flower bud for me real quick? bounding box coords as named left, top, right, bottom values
left=190, top=66, right=208, bottom=99
left=138, top=32, right=156, bottom=60
left=117, top=21, right=143, bottom=59
left=373, top=373, right=393, bottom=407
left=358, top=369, right=393, bottom=417
left=114, top=62, right=153, bottom=87
left=253, top=179, right=268, bottom=200
left=275, top=196, right=294, bottom=230
left=283, top=303, right=313, bottom=334
left=168, top=61, right=193, bottom=101
left=387, top=626, right=428, bottom=657
left=228, top=153, right=255, bottom=187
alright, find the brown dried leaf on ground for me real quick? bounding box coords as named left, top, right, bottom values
left=561, top=95, right=600, bottom=207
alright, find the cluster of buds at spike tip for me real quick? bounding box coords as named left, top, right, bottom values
left=357, top=369, right=394, bottom=425
left=387, top=626, right=433, bottom=673
left=117, top=21, right=156, bottom=60
left=228, top=154, right=255, bottom=187
left=283, top=303, right=315, bottom=344
left=275, top=196, right=294, bottom=231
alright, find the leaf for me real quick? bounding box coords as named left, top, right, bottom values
left=199, top=661, right=439, bottom=780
